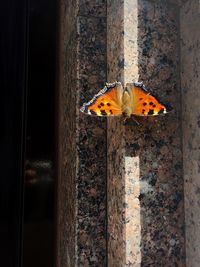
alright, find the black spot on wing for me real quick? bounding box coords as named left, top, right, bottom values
left=148, top=109, right=154, bottom=115
left=101, top=110, right=107, bottom=116
left=149, top=102, right=153, bottom=106
left=107, top=103, right=111, bottom=106
left=110, top=110, right=113, bottom=114
left=90, top=110, right=97, bottom=115
left=80, top=83, right=117, bottom=111
left=134, top=82, right=173, bottom=113
left=143, top=102, right=147, bottom=106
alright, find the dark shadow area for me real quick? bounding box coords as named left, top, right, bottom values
left=125, top=0, right=185, bottom=266
left=0, top=0, right=28, bottom=266
left=22, top=0, right=57, bottom=266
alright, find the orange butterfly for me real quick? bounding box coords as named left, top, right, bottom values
left=80, top=81, right=172, bottom=117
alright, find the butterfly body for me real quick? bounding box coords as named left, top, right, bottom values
left=80, top=81, right=172, bottom=117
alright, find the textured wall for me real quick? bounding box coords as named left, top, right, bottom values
left=56, top=0, right=78, bottom=266
left=57, top=0, right=107, bottom=266
left=107, top=0, right=140, bottom=266
left=181, top=1, right=200, bottom=266
left=78, top=0, right=107, bottom=266
left=133, top=2, right=185, bottom=266
left=107, top=0, right=185, bottom=266
left=57, top=0, right=200, bottom=266
left=106, top=0, right=125, bottom=266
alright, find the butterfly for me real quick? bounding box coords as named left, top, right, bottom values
left=80, top=81, right=172, bottom=117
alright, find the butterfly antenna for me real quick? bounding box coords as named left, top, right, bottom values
left=123, top=116, right=142, bottom=127
left=132, top=117, right=142, bottom=127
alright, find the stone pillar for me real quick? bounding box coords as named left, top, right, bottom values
left=181, top=1, right=200, bottom=266
left=55, top=0, right=196, bottom=266
left=107, top=0, right=185, bottom=266
left=56, top=0, right=107, bottom=266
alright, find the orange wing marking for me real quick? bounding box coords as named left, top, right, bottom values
left=130, top=82, right=172, bottom=116
left=80, top=82, right=123, bottom=116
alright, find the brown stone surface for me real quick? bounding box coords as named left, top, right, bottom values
left=107, top=0, right=185, bottom=266
left=181, top=1, right=200, bottom=266
left=57, top=0, right=107, bottom=266
left=56, top=1, right=78, bottom=266
left=78, top=2, right=107, bottom=266
left=56, top=0, right=200, bottom=266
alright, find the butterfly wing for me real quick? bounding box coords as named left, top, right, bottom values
left=127, top=82, right=172, bottom=116
left=80, top=82, right=123, bottom=116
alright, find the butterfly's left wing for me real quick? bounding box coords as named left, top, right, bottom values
left=80, top=82, right=123, bottom=116
left=127, top=82, right=173, bottom=116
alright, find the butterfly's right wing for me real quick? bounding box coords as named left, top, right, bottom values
left=127, top=82, right=173, bottom=116
left=80, top=82, right=123, bottom=116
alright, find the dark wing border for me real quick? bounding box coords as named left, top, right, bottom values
left=80, top=81, right=122, bottom=113
left=133, top=81, right=173, bottom=112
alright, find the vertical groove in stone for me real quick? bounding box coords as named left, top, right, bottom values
left=107, top=0, right=126, bottom=266
left=107, top=0, right=185, bottom=266
left=181, top=1, right=200, bottom=266
left=107, top=118, right=125, bottom=267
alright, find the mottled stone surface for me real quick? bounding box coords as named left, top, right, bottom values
left=56, top=1, right=78, bottom=266
left=107, top=0, right=185, bottom=266
left=107, top=1, right=125, bottom=266
left=78, top=2, right=107, bottom=266
left=107, top=0, right=141, bottom=266
left=57, top=0, right=107, bottom=266
left=166, top=0, right=186, bottom=7
left=107, top=0, right=124, bottom=82
left=131, top=1, right=185, bottom=265
left=79, top=0, right=106, bottom=17
left=181, top=1, right=200, bottom=266
left=175, top=0, right=191, bottom=6
left=56, top=0, right=200, bottom=266
left=107, top=117, right=125, bottom=267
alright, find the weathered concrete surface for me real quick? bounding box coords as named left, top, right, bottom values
left=181, top=1, right=200, bottom=266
